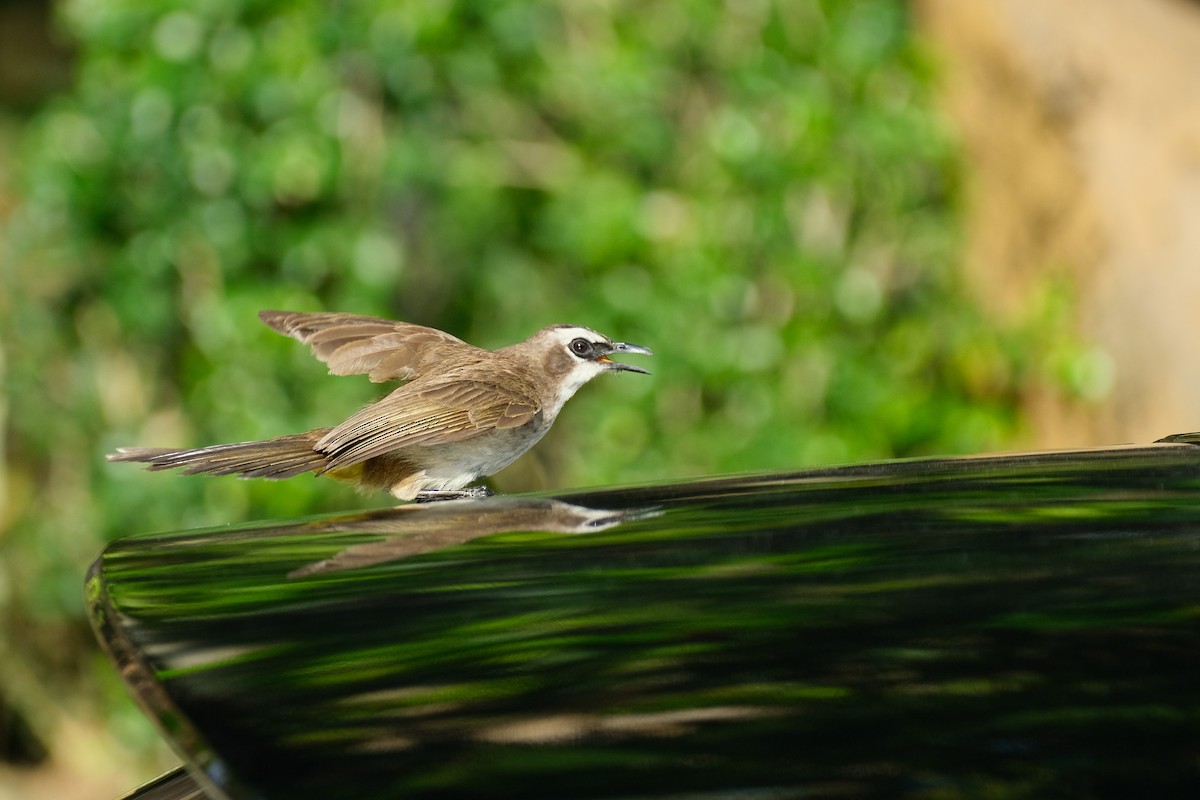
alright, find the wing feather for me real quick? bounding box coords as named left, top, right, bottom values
left=315, top=373, right=541, bottom=472
left=259, top=310, right=478, bottom=383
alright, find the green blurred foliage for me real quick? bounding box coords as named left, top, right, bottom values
left=0, top=0, right=1072, bottom=772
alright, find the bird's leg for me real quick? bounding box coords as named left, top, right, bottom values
left=415, top=486, right=495, bottom=503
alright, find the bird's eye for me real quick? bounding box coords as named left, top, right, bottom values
left=569, top=338, right=591, bottom=357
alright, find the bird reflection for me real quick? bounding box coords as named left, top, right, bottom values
left=288, top=496, right=659, bottom=579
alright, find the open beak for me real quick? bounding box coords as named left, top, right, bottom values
left=598, top=342, right=653, bottom=374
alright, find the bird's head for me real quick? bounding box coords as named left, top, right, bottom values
left=521, top=325, right=653, bottom=410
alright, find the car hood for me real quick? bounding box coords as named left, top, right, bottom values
left=92, top=436, right=1200, bottom=799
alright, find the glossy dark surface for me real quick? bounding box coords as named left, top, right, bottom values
left=91, top=441, right=1200, bottom=799
left=117, top=766, right=205, bottom=800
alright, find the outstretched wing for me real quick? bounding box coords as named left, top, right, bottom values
left=259, top=310, right=478, bottom=383
left=315, top=369, right=540, bottom=472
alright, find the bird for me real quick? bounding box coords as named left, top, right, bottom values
left=108, top=310, right=652, bottom=501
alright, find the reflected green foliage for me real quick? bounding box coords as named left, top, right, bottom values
left=1, top=0, right=1074, bottom=769
left=91, top=445, right=1200, bottom=797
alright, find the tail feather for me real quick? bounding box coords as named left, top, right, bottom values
left=108, top=430, right=332, bottom=480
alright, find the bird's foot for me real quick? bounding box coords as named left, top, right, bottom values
left=415, top=486, right=494, bottom=503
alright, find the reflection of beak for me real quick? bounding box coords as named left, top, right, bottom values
left=599, top=342, right=653, bottom=375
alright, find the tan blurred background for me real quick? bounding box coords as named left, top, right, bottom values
left=918, top=0, right=1200, bottom=447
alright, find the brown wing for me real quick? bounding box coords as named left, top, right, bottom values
left=315, top=370, right=540, bottom=472
left=259, top=310, right=478, bottom=383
